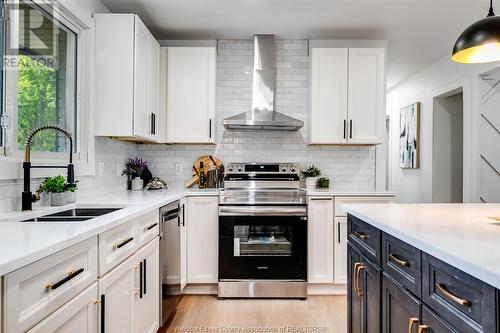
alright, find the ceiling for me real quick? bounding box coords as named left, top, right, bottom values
left=100, top=0, right=494, bottom=88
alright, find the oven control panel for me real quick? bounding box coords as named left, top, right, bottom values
left=226, top=163, right=299, bottom=174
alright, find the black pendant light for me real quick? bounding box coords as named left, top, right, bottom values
left=452, top=0, right=500, bottom=63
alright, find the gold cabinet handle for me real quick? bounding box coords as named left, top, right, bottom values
left=408, top=317, right=418, bottom=333
left=353, top=263, right=361, bottom=295
left=436, top=283, right=472, bottom=307
left=354, top=231, right=369, bottom=240
left=389, top=253, right=410, bottom=267
left=355, top=263, right=365, bottom=296
left=417, top=325, right=428, bottom=333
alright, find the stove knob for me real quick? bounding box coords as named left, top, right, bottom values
left=290, top=165, right=296, bottom=172
left=280, top=165, right=288, bottom=172
left=228, top=165, right=234, bottom=172
left=237, top=165, right=243, bottom=172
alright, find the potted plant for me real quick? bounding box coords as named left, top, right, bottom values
left=302, top=165, right=321, bottom=189
left=123, top=157, right=148, bottom=191
left=40, top=176, right=79, bottom=206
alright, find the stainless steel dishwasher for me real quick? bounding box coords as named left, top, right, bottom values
left=159, top=200, right=184, bottom=326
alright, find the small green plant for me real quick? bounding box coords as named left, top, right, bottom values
left=39, top=176, right=78, bottom=193
left=301, top=165, right=321, bottom=178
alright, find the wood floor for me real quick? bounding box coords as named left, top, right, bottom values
left=160, top=295, right=347, bottom=333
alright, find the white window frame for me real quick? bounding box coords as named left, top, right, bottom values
left=0, top=0, right=95, bottom=180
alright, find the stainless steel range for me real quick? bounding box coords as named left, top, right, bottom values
left=218, top=163, right=307, bottom=299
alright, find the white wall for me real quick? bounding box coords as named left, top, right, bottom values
left=387, top=55, right=500, bottom=203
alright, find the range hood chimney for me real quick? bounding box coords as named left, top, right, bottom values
left=222, top=35, right=304, bottom=131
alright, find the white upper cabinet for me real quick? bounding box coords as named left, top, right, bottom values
left=347, top=48, right=385, bottom=144
left=309, top=47, right=385, bottom=145
left=310, top=48, right=348, bottom=144
left=94, top=14, right=160, bottom=142
left=165, top=47, right=216, bottom=144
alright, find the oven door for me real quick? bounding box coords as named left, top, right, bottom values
left=219, top=205, right=307, bottom=281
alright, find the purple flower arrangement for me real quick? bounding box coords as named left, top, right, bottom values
left=123, top=157, right=148, bottom=178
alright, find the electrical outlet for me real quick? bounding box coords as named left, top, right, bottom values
left=175, top=163, right=184, bottom=176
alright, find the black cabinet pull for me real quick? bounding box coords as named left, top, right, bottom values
left=338, top=222, right=341, bottom=244
left=100, top=294, right=105, bottom=333
left=143, top=259, right=147, bottom=294
left=349, top=119, right=353, bottom=139
left=343, top=120, right=347, bottom=139
left=153, top=113, right=156, bottom=135
left=45, top=268, right=84, bottom=290
left=139, top=261, right=143, bottom=299
left=182, top=204, right=185, bottom=226
left=145, top=222, right=158, bottom=231
left=209, top=119, right=212, bottom=139
left=113, top=237, right=133, bottom=250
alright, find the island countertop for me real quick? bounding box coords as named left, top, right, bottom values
left=343, top=203, right=500, bottom=289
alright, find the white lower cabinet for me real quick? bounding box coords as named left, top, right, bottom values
left=27, top=283, right=99, bottom=333
left=180, top=197, right=188, bottom=290
left=4, top=237, right=98, bottom=333
left=186, top=196, right=219, bottom=284
left=98, top=237, right=159, bottom=333
left=133, top=238, right=160, bottom=333
left=333, top=216, right=348, bottom=284
left=307, top=197, right=334, bottom=283
left=98, top=251, right=135, bottom=333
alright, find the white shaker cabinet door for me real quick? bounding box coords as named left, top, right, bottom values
left=180, top=197, right=188, bottom=290
left=347, top=48, right=385, bottom=144
left=133, top=238, right=160, bottom=333
left=98, top=255, right=136, bottom=333
left=186, top=196, right=219, bottom=283
left=166, top=47, right=216, bottom=143
left=334, top=216, right=348, bottom=284
left=307, top=197, right=334, bottom=283
left=310, top=48, right=349, bottom=144
left=133, top=16, right=151, bottom=139
left=27, top=283, right=98, bottom=333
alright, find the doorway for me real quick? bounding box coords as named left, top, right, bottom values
left=432, top=89, right=464, bottom=203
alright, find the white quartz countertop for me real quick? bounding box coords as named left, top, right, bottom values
left=0, top=188, right=219, bottom=276
left=0, top=187, right=394, bottom=277
left=306, top=189, right=396, bottom=197
left=343, top=203, right=500, bottom=289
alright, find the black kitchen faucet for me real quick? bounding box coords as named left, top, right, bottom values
left=22, top=125, right=75, bottom=211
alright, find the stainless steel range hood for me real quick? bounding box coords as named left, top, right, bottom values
left=222, top=35, right=304, bottom=131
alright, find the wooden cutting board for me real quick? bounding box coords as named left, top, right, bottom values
left=184, top=155, right=223, bottom=188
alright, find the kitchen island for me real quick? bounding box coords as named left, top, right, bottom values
left=344, top=203, right=500, bottom=333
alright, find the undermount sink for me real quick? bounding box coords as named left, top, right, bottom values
left=22, top=208, right=122, bottom=222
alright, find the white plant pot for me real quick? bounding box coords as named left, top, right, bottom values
left=131, top=178, right=144, bottom=191
left=67, top=192, right=77, bottom=204
left=305, top=177, right=319, bottom=189
left=50, top=192, right=68, bottom=206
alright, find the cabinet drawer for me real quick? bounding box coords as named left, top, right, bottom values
left=348, top=214, right=381, bottom=266
left=136, top=210, right=159, bottom=247
left=382, top=232, right=421, bottom=297
left=4, top=237, right=97, bottom=333
left=422, top=253, right=497, bottom=333
left=99, top=220, right=137, bottom=276
left=335, top=196, right=394, bottom=217
left=421, top=305, right=459, bottom=333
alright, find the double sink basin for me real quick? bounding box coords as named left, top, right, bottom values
left=21, top=208, right=122, bottom=222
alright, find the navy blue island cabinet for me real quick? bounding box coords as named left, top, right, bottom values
left=347, top=214, right=499, bottom=333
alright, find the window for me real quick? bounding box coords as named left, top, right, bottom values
left=2, top=0, right=79, bottom=157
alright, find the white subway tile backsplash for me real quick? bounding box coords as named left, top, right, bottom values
left=138, top=39, right=375, bottom=191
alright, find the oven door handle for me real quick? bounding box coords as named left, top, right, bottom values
left=219, top=206, right=307, bottom=216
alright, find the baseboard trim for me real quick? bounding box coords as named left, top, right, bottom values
left=307, top=283, right=347, bottom=295
left=182, top=283, right=346, bottom=296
